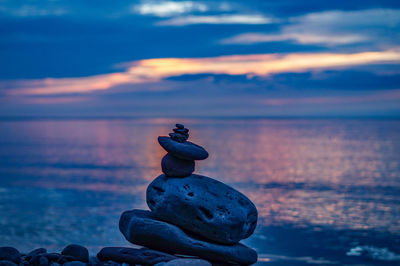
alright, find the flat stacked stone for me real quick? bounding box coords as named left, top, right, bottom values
left=118, top=124, right=258, bottom=265
left=158, top=124, right=208, bottom=177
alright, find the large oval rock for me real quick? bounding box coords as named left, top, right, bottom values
left=146, top=174, right=258, bottom=244
left=119, top=210, right=257, bottom=265
left=158, top=137, right=208, bottom=160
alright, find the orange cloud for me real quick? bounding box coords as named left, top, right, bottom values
left=5, top=49, right=400, bottom=96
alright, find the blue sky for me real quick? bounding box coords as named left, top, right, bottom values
left=0, top=0, right=399, bottom=117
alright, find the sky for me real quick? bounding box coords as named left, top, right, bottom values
left=0, top=0, right=400, bottom=117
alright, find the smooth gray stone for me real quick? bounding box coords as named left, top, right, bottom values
left=147, top=174, right=258, bottom=244
left=62, top=245, right=89, bottom=263
left=161, top=154, right=194, bottom=177
left=158, top=137, right=208, bottom=160
left=0, top=247, right=21, bottom=264
left=0, top=261, right=17, bottom=266
left=163, top=258, right=211, bottom=266
left=97, top=247, right=177, bottom=265
left=119, top=209, right=257, bottom=265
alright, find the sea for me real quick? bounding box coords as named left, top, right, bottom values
left=0, top=118, right=399, bottom=265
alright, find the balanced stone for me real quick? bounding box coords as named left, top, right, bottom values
left=97, top=247, right=177, bottom=265
left=158, top=137, right=208, bottom=160
left=169, top=133, right=188, bottom=143
left=147, top=174, right=258, bottom=244
left=161, top=154, right=194, bottom=177
left=119, top=209, right=257, bottom=265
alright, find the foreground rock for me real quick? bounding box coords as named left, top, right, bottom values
left=61, top=244, right=89, bottom=263
left=97, top=247, right=177, bottom=265
left=0, top=247, right=20, bottom=264
left=147, top=174, right=258, bottom=244
left=119, top=209, right=257, bottom=265
left=0, top=261, right=17, bottom=266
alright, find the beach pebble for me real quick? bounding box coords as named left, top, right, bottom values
left=63, top=262, right=86, bottom=266
left=55, top=255, right=75, bottom=265
left=27, top=249, right=46, bottom=259
left=147, top=174, right=258, bottom=244
left=175, top=124, right=185, bottom=129
left=88, top=256, right=103, bottom=266
left=161, top=154, right=194, bottom=177
left=0, top=247, right=21, bottom=264
left=0, top=261, right=17, bottom=266
left=44, top=253, right=61, bottom=262
left=158, top=137, right=208, bottom=160
left=39, top=256, right=48, bottom=266
left=119, top=209, right=257, bottom=265
left=97, top=247, right=177, bottom=265
left=163, top=258, right=211, bottom=266
left=62, top=245, right=89, bottom=263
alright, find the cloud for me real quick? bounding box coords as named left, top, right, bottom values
left=221, top=9, right=400, bottom=46
left=157, top=14, right=274, bottom=26
left=3, top=50, right=400, bottom=96
left=0, top=5, right=67, bottom=17
left=6, top=51, right=400, bottom=95
left=133, top=1, right=208, bottom=17
left=221, top=32, right=366, bottom=45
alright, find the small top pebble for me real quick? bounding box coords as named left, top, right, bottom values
left=169, top=124, right=189, bottom=143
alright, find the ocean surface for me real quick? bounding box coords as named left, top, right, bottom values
left=0, top=118, right=400, bottom=265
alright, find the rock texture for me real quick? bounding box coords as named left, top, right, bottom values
left=97, top=247, right=177, bottom=265
left=147, top=174, right=258, bottom=244
left=119, top=209, right=257, bottom=265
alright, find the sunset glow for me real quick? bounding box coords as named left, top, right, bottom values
left=5, top=50, right=400, bottom=96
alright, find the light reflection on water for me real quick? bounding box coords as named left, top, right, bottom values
left=0, top=118, right=399, bottom=265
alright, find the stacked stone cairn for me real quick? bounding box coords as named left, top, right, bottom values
left=0, top=124, right=258, bottom=266
left=115, top=124, right=258, bottom=265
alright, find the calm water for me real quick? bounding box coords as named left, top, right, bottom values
left=0, top=118, right=400, bottom=265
